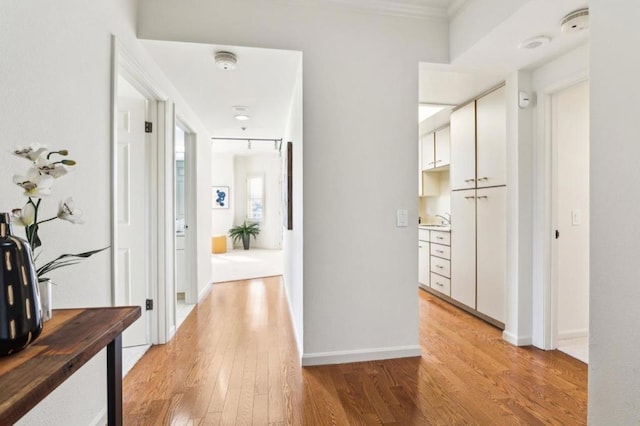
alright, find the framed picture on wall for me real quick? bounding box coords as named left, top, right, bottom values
left=212, top=186, right=229, bottom=209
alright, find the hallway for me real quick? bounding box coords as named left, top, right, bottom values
left=123, top=277, right=587, bottom=424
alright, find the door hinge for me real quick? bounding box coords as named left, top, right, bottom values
left=145, top=299, right=153, bottom=310
left=555, top=230, right=560, bottom=239
left=145, top=121, right=153, bottom=133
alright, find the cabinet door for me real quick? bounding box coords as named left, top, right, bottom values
left=450, top=102, right=476, bottom=190
left=418, top=242, right=430, bottom=286
left=450, top=189, right=476, bottom=309
left=476, top=86, right=506, bottom=188
left=476, top=186, right=506, bottom=323
left=434, top=126, right=450, bottom=168
left=421, top=132, right=435, bottom=171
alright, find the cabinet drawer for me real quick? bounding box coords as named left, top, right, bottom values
left=418, top=229, right=430, bottom=242
left=430, top=256, right=450, bottom=278
left=430, top=273, right=451, bottom=296
left=431, top=231, right=450, bottom=245
left=430, top=243, right=450, bottom=260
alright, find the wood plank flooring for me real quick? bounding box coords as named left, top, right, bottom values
left=123, top=277, right=587, bottom=425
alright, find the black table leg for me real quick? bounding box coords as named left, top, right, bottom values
left=107, top=334, right=123, bottom=426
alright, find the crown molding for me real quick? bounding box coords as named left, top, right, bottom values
left=283, top=0, right=451, bottom=20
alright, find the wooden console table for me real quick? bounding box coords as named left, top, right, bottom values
left=0, top=307, right=141, bottom=425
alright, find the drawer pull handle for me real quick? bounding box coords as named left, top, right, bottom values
left=477, top=195, right=488, bottom=200
left=465, top=196, right=475, bottom=200
left=436, top=250, right=443, bottom=253
left=436, top=282, right=443, bottom=287
left=478, top=177, right=488, bottom=181
left=437, top=237, right=444, bottom=240
left=464, top=178, right=476, bottom=183
left=436, top=265, right=444, bottom=269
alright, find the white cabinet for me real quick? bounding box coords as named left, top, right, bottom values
left=450, top=190, right=476, bottom=308
left=430, top=231, right=451, bottom=297
left=434, top=126, right=450, bottom=168
left=476, top=186, right=506, bottom=323
left=420, top=132, right=435, bottom=171
left=176, top=234, right=186, bottom=293
left=419, top=240, right=430, bottom=286
left=476, top=86, right=506, bottom=188
left=450, top=101, right=476, bottom=190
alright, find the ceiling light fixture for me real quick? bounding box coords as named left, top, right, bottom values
left=518, top=35, right=551, bottom=50
left=234, top=114, right=250, bottom=121
left=214, top=51, right=237, bottom=70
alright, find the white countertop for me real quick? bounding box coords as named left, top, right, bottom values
left=419, top=224, right=451, bottom=232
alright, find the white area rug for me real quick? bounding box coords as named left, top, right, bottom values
left=212, top=249, right=284, bottom=283
left=557, top=336, right=589, bottom=364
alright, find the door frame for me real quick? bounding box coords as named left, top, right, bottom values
left=110, top=36, right=172, bottom=345
left=532, top=71, right=588, bottom=350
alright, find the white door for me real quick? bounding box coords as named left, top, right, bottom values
left=476, top=86, right=506, bottom=188
left=450, top=189, right=476, bottom=309
left=553, top=80, right=590, bottom=344
left=116, top=92, right=151, bottom=348
left=450, top=101, right=476, bottom=190
left=476, top=186, right=506, bottom=323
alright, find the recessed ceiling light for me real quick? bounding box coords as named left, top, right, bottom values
left=234, top=114, right=250, bottom=121
left=518, top=35, right=551, bottom=50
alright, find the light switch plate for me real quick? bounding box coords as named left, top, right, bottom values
left=396, top=209, right=408, bottom=227
left=572, top=209, right=582, bottom=226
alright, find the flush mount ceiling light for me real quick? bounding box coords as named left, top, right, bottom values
left=561, top=8, right=589, bottom=34
left=518, top=35, right=551, bottom=50
left=214, top=51, right=237, bottom=70
left=232, top=105, right=250, bottom=121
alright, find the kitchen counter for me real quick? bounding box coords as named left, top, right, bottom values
left=419, top=224, right=451, bottom=232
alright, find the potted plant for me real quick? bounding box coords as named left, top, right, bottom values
left=228, top=221, right=260, bottom=250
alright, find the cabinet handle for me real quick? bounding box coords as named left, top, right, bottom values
left=464, top=178, right=476, bottom=183
left=436, top=265, right=444, bottom=269
left=436, top=250, right=444, bottom=253
left=464, top=196, right=475, bottom=200
left=478, top=176, right=489, bottom=181
left=436, top=236, right=444, bottom=240
left=435, top=282, right=444, bottom=287
left=477, top=195, right=488, bottom=200
left=436, top=160, right=442, bottom=163
left=428, top=161, right=435, bottom=165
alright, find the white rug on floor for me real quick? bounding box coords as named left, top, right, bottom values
left=212, top=249, right=283, bottom=283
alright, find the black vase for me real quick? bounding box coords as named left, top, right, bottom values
left=0, top=212, right=42, bottom=356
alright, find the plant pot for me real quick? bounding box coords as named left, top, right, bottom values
left=242, top=234, right=250, bottom=250
left=38, top=278, right=52, bottom=322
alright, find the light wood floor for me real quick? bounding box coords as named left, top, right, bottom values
left=123, top=277, right=587, bottom=425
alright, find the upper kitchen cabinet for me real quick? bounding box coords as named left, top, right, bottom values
left=434, top=126, right=450, bottom=169
left=450, top=85, right=506, bottom=190
left=420, top=132, right=435, bottom=171
left=476, top=86, right=506, bottom=188
left=450, top=101, right=476, bottom=190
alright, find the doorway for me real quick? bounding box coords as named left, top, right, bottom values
left=551, top=80, right=590, bottom=362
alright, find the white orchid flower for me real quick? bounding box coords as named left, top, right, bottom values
left=35, top=157, right=69, bottom=178
left=57, top=197, right=84, bottom=224
left=10, top=204, right=36, bottom=227
left=13, top=145, right=47, bottom=162
left=13, top=169, right=54, bottom=197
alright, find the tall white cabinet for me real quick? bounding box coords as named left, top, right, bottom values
left=449, top=85, right=507, bottom=325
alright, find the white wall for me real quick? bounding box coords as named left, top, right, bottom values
left=554, top=80, right=589, bottom=339
left=233, top=153, right=282, bottom=249
left=0, top=0, right=213, bottom=423
left=211, top=152, right=235, bottom=240
left=138, top=0, right=449, bottom=364
left=589, top=2, right=640, bottom=423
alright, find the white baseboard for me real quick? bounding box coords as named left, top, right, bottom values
left=558, top=329, right=588, bottom=341
left=281, top=276, right=303, bottom=360
left=89, top=407, right=107, bottom=426
left=503, top=330, right=532, bottom=346
left=302, top=345, right=422, bottom=366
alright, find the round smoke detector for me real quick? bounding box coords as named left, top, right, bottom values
left=561, top=8, right=589, bottom=34
left=215, top=51, right=237, bottom=70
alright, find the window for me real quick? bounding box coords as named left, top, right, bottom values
left=247, top=175, right=264, bottom=222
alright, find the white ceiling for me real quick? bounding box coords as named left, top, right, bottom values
left=140, top=0, right=589, bottom=152
left=142, top=40, right=302, bottom=152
